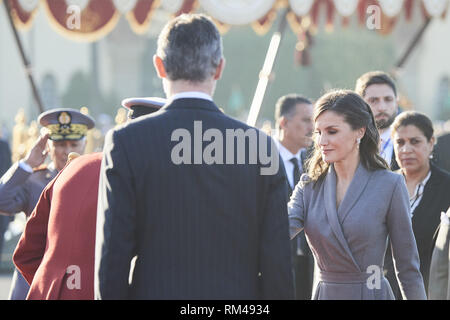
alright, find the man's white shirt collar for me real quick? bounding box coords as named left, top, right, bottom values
left=170, top=91, right=213, bottom=102
left=273, top=138, right=303, bottom=189
left=274, top=139, right=301, bottom=163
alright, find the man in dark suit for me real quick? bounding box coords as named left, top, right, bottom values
left=95, top=14, right=294, bottom=300
left=0, top=139, right=12, bottom=262
left=355, top=71, right=399, bottom=170
left=273, top=94, right=314, bottom=300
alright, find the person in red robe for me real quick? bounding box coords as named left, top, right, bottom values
left=12, top=97, right=165, bottom=299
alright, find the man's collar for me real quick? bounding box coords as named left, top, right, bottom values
left=274, top=138, right=302, bottom=162
left=169, top=91, right=213, bottom=102
left=380, top=128, right=391, bottom=142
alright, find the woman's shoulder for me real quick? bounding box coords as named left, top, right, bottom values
left=298, top=173, right=327, bottom=192
left=371, top=168, right=403, bottom=185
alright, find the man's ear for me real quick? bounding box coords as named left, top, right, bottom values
left=279, top=116, right=288, bottom=130
left=153, top=55, right=167, bottom=79
left=214, top=58, right=225, bottom=80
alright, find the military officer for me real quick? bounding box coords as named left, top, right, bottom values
left=13, top=97, right=165, bottom=300
left=0, top=108, right=95, bottom=300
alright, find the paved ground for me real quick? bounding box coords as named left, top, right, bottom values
left=0, top=273, right=12, bottom=300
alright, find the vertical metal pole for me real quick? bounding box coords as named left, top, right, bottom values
left=395, top=17, right=431, bottom=69
left=3, top=0, right=44, bottom=113
left=247, top=8, right=289, bottom=127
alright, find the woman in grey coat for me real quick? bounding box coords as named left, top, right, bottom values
left=288, top=90, right=426, bottom=300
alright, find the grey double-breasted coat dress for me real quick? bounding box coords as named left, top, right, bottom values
left=288, top=163, right=427, bottom=300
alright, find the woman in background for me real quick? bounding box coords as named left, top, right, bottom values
left=385, top=111, right=450, bottom=298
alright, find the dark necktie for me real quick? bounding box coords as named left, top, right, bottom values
left=290, top=157, right=301, bottom=189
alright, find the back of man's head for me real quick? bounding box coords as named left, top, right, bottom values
left=274, top=94, right=312, bottom=129
left=157, top=14, right=223, bottom=83
left=355, top=71, right=397, bottom=98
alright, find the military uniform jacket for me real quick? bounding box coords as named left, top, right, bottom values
left=13, top=153, right=102, bottom=300
left=0, top=162, right=57, bottom=217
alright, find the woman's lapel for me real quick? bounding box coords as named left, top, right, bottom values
left=324, top=164, right=363, bottom=272
left=338, top=163, right=372, bottom=224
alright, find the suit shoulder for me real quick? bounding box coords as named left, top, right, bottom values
left=372, top=168, right=403, bottom=185
left=436, top=132, right=450, bottom=143
left=431, top=163, right=450, bottom=184
left=29, top=166, right=55, bottom=182
left=0, top=139, right=9, bottom=148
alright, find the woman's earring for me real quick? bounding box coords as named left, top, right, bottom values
left=357, top=138, right=361, bottom=148
left=429, top=153, right=434, bottom=159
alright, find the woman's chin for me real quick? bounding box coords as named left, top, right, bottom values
left=321, top=156, right=333, bottom=164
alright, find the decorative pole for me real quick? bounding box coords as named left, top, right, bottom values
left=395, top=17, right=431, bottom=69
left=3, top=0, right=44, bottom=113
left=247, top=8, right=289, bottom=127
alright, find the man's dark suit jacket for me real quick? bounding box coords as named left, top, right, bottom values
left=284, top=148, right=314, bottom=300
left=434, top=132, right=450, bottom=173
left=390, top=153, right=399, bottom=171
left=0, top=139, right=12, bottom=257
left=95, top=98, right=295, bottom=300
left=385, top=163, right=450, bottom=298
left=0, top=139, right=11, bottom=175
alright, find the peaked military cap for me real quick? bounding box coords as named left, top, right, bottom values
left=122, top=97, right=166, bottom=119
left=38, top=108, right=95, bottom=141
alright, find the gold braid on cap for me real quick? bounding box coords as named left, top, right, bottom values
left=46, top=112, right=88, bottom=141
left=46, top=124, right=88, bottom=140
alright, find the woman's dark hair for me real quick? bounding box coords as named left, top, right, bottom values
left=307, top=90, right=389, bottom=182
left=391, top=111, right=434, bottom=142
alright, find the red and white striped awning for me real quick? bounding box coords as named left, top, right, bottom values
left=4, top=0, right=449, bottom=41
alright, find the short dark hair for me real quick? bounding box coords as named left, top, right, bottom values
left=391, top=111, right=434, bottom=142
left=274, top=94, right=312, bottom=128
left=157, top=14, right=223, bottom=82
left=355, top=71, right=397, bottom=98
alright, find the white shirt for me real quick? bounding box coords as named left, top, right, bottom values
left=408, top=170, right=431, bottom=216
left=273, top=138, right=304, bottom=190
left=380, top=128, right=394, bottom=165
left=440, top=210, right=450, bottom=225
left=170, top=91, right=213, bottom=102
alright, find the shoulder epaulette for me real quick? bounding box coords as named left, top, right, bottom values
left=33, top=164, right=48, bottom=172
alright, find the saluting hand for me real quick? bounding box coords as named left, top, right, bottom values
left=24, top=133, right=50, bottom=169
